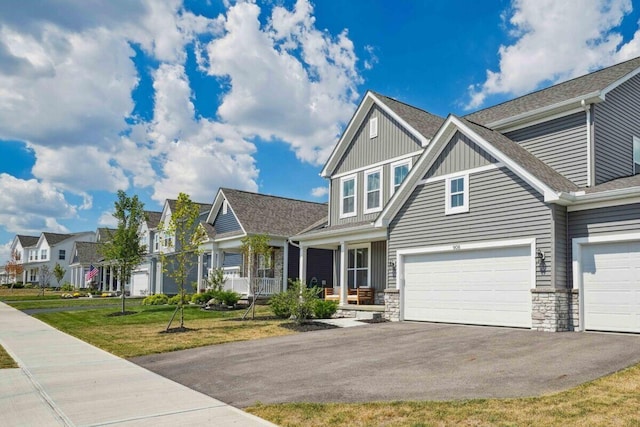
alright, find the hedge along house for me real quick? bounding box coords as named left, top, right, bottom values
left=196, top=188, right=331, bottom=298
left=302, top=56, right=640, bottom=332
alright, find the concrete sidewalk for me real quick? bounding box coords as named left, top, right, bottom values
left=0, top=302, right=274, bottom=426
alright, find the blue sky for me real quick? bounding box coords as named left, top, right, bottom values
left=1, top=0, right=640, bottom=262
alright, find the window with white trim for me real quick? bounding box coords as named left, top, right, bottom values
left=58, top=250, right=65, bottom=260
left=154, top=234, right=160, bottom=251
left=391, top=160, right=411, bottom=193
left=340, top=174, right=357, bottom=218
left=29, top=269, right=37, bottom=282
left=369, top=117, right=378, bottom=139
left=634, top=136, right=640, bottom=175
left=445, top=175, right=469, bottom=214
left=347, top=246, right=369, bottom=288
left=40, top=249, right=47, bottom=260
left=364, top=168, right=382, bottom=213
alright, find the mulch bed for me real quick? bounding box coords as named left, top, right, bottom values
left=160, top=327, right=199, bottom=334
left=106, top=311, right=137, bottom=317
left=280, top=321, right=339, bottom=332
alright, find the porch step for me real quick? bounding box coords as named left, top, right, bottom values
left=355, top=311, right=382, bottom=321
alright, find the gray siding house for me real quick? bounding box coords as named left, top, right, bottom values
left=298, top=56, right=640, bottom=332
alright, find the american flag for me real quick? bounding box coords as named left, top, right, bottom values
left=85, top=265, right=99, bottom=282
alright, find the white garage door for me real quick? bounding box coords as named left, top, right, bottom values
left=403, top=245, right=532, bottom=327
left=131, top=270, right=149, bottom=297
left=581, top=241, right=640, bottom=333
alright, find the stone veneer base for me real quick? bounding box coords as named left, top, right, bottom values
left=384, top=288, right=400, bottom=321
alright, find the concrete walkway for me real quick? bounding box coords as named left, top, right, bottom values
left=0, top=302, right=274, bottom=426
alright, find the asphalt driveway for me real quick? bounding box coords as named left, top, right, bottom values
left=132, top=322, right=640, bottom=408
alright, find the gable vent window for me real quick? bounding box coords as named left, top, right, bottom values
left=445, top=175, right=469, bottom=215
left=222, top=200, right=228, bottom=215
left=369, top=117, right=378, bottom=139
left=634, top=136, right=640, bottom=175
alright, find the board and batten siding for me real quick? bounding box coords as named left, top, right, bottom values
left=505, top=112, right=588, bottom=187
left=330, top=154, right=421, bottom=226
left=388, top=167, right=553, bottom=289
left=371, top=240, right=387, bottom=290
left=213, top=205, right=241, bottom=234
left=425, top=132, right=496, bottom=178
left=333, top=105, right=423, bottom=175
left=551, top=204, right=568, bottom=289
left=567, top=203, right=640, bottom=288
left=593, top=74, right=640, bottom=184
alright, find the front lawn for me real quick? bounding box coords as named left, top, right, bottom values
left=247, top=363, right=640, bottom=426
left=0, top=287, right=64, bottom=301
left=7, top=297, right=143, bottom=311
left=33, top=305, right=294, bottom=358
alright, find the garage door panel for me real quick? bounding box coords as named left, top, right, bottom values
left=403, top=245, right=532, bottom=328
left=582, top=241, right=640, bottom=333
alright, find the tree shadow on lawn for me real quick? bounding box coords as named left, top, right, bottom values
left=160, top=327, right=200, bottom=334
left=106, top=311, right=137, bottom=317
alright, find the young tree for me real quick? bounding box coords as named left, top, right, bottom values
left=159, top=193, right=206, bottom=331
left=240, top=234, right=272, bottom=320
left=53, top=263, right=66, bottom=289
left=100, top=190, right=147, bottom=314
left=38, top=265, right=53, bottom=296
left=5, top=251, right=24, bottom=290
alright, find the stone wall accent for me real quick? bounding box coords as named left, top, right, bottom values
left=531, top=288, right=579, bottom=332
left=335, top=308, right=356, bottom=318
left=375, top=291, right=385, bottom=305
left=384, top=288, right=400, bottom=321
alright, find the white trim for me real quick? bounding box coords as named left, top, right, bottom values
left=444, top=174, right=469, bottom=215
left=585, top=103, right=592, bottom=187
left=297, top=227, right=386, bottom=247
left=390, top=158, right=412, bottom=196
left=572, top=232, right=640, bottom=332
left=339, top=174, right=357, bottom=219
left=567, top=196, right=640, bottom=212
left=364, top=167, right=383, bottom=214
left=332, top=150, right=422, bottom=180
left=347, top=243, right=372, bottom=288
left=396, top=238, right=536, bottom=322
left=421, top=163, right=502, bottom=185
left=222, top=200, right=228, bottom=215
left=369, top=117, right=378, bottom=139
left=600, top=66, right=640, bottom=98
left=321, top=91, right=429, bottom=177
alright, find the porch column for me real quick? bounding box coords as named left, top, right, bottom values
left=339, top=241, right=347, bottom=306
left=282, top=243, right=289, bottom=292
left=299, top=245, right=307, bottom=286
left=215, top=250, right=221, bottom=268
left=197, top=253, right=203, bottom=293
left=109, top=266, right=114, bottom=292
left=101, top=266, right=106, bottom=291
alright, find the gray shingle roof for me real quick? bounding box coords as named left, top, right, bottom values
left=221, top=188, right=327, bottom=237
left=373, top=92, right=445, bottom=139
left=200, top=222, right=216, bottom=239
left=144, top=210, right=162, bottom=228
left=73, top=241, right=101, bottom=264
left=466, top=56, right=640, bottom=125
left=461, top=117, right=579, bottom=193
left=167, top=199, right=212, bottom=215
left=296, top=219, right=372, bottom=238
left=17, top=235, right=39, bottom=247
left=583, top=174, right=640, bottom=194
left=97, top=228, right=116, bottom=242
left=42, top=232, right=73, bottom=245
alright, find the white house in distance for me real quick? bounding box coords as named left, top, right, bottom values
left=10, top=232, right=95, bottom=287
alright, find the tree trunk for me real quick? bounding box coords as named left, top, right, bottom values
left=121, top=267, right=126, bottom=314
left=180, top=281, right=185, bottom=329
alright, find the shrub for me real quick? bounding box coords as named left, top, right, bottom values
left=191, top=291, right=216, bottom=305
left=142, top=294, right=169, bottom=305
left=269, top=290, right=295, bottom=319
left=168, top=294, right=191, bottom=305
left=12, top=282, right=24, bottom=289
left=216, top=290, right=241, bottom=307
left=314, top=299, right=338, bottom=319
left=60, top=283, right=74, bottom=292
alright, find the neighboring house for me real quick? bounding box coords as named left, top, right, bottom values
left=68, top=241, right=101, bottom=288
left=196, top=188, right=330, bottom=298
left=298, top=56, right=640, bottom=333
left=7, top=235, right=39, bottom=284
left=10, top=231, right=95, bottom=287
left=130, top=210, right=162, bottom=296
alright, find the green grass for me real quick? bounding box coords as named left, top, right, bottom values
left=0, top=287, right=65, bottom=301
left=33, top=305, right=294, bottom=358
left=247, top=364, right=640, bottom=426
left=0, top=344, right=18, bottom=369
left=7, top=297, right=143, bottom=311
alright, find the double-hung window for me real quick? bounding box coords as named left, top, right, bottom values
left=634, top=136, right=640, bottom=175
left=391, top=160, right=411, bottom=194
left=41, top=249, right=47, bottom=260
left=58, top=250, right=65, bottom=260
left=340, top=174, right=357, bottom=218
left=364, top=168, right=382, bottom=213
left=445, top=174, right=469, bottom=214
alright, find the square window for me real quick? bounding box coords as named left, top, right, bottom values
left=445, top=175, right=469, bottom=214
left=340, top=175, right=357, bottom=218
left=364, top=168, right=382, bottom=213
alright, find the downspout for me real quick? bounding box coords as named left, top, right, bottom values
left=582, top=100, right=594, bottom=187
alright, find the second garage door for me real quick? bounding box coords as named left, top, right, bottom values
left=403, top=245, right=532, bottom=327
left=581, top=241, right=640, bottom=333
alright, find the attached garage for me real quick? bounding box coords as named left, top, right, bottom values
left=130, top=270, right=149, bottom=297
left=579, top=240, right=640, bottom=333
left=400, top=241, right=534, bottom=328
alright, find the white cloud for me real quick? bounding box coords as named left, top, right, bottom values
left=311, top=186, right=329, bottom=198
left=0, top=174, right=74, bottom=234
left=466, top=0, right=639, bottom=109
left=98, top=211, right=118, bottom=228
left=199, top=0, right=362, bottom=165
left=0, top=240, right=12, bottom=265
